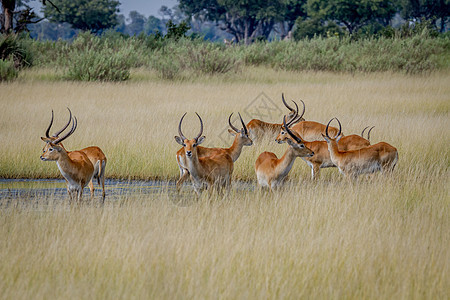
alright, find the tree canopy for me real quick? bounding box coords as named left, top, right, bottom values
left=306, top=0, right=397, bottom=34
left=43, top=0, right=120, bottom=33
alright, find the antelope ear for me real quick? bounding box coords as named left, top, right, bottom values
left=41, top=137, right=51, bottom=142
left=336, top=134, right=343, bottom=143
left=174, top=136, right=185, bottom=146
left=228, top=129, right=237, bottom=136
left=197, top=136, right=206, bottom=145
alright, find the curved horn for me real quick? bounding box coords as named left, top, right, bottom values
left=367, top=126, right=375, bottom=141
left=287, top=99, right=306, bottom=126
left=361, top=126, right=370, bottom=138
left=298, top=99, right=305, bottom=120
left=195, top=112, right=203, bottom=141
left=283, top=115, right=303, bottom=144
left=335, top=118, right=342, bottom=138
left=178, top=112, right=188, bottom=141
left=52, top=107, right=72, bottom=137
left=282, top=93, right=294, bottom=111
left=45, top=110, right=54, bottom=138
left=286, top=100, right=299, bottom=127
left=238, top=112, right=248, bottom=135
left=325, top=118, right=333, bottom=139
left=326, top=117, right=342, bottom=139
left=53, top=116, right=77, bottom=145
left=228, top=113, right=240, bottom=133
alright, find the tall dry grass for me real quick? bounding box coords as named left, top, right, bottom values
left=0, top=68, right=449, bottom=299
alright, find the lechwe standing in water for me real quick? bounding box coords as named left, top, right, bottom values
left=174, top=113, right=234, bottom=195
left=246, top=93, right=304, bottom=142
left=175, top=112, right=252, bottom=191
left=322, top=118, right=398, bottom=179
left=40, top=116, right=95, bottom=202
left=276, top=121, right=372, bottom=179
left=41, top=108, right=107, bottom=200
left=255, top=116, right=314, bottom=191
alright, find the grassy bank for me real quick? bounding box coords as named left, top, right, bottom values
left=0, top=68, right=448, bottom=299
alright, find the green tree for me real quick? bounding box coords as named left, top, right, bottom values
left=144, top=15, right=164, bottom=35
left=293, top=17, right=342, bottom=39
left=276, top=0, right=308, bottom=39
left=306, top=0, right=397, bottom=34
left=179, top=0, right=284, bottom=44
left=126, top=10, right=146, bottom=36
left=2, top=0, right=60, bottom=34
left=43, top=0, right=119, bottom=33
left=400, top=0, right=450, bottom=32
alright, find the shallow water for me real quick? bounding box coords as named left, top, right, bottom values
left=0, top=178, right=177, bottom=201
left=0, top=178, right=254, bottom=207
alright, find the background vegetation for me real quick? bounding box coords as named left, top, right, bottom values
left=0, top=28, right=448, bottom=82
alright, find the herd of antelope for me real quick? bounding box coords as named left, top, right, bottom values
left=40, top=94, right=398, bottom=201
left=175, top=94, right=398, bottom=194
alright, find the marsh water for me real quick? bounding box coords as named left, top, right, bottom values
left=0, top=178, right=255, bottom=207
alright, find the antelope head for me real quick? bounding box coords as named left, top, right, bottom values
left=228, top=112, right=253, bottom=146
left=41, top=115, right=77, bottom=161
left=283, top=115, right=314, bottom=157
left=174, top=113, right=206, bottom=158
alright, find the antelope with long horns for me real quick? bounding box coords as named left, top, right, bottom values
left=276, top=120, right=372, bottom=179
left=41, top=108, right=107, bottom=200
left=40, top=115, right=95, bottom=202
left=255, top=116, right=314, bottom=191
left=174, top=113, right=234, bottom=195
left=322, top=118, right=398, bottom=178
left=175, top=113, right=252, bottom=191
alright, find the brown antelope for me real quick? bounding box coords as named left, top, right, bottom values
left=276, top=122, right=371, bottom=179
left=322, top=118, right=398, bottom=179
left=255, top=116, right=314, bottom=191
left=174, top=113, right=234, bottom=195
left=175, top=112, right=252, bottom=191
left=42, top=109, right=107, bottom=200
left=246, top=93, right=304, bottom=142
left=285, top=100, right=342, bottom=141
left=40, top=116, right=95, bottom=202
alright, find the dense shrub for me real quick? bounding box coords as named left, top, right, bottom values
left=0, top=59, right=18, bottom=81
left=150, top=53, right=181, bottom=80
left=9, top=28, right=450, bottom=80
left=187, top=43, right=239, bottom=75
left=61, top=32, right=133, bottom=81
left=0, top=34, right=33, bottom=69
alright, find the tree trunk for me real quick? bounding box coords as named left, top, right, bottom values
left=244, top=21, right=249, bottom=45
left=1, top=0, right=15, bottom=33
